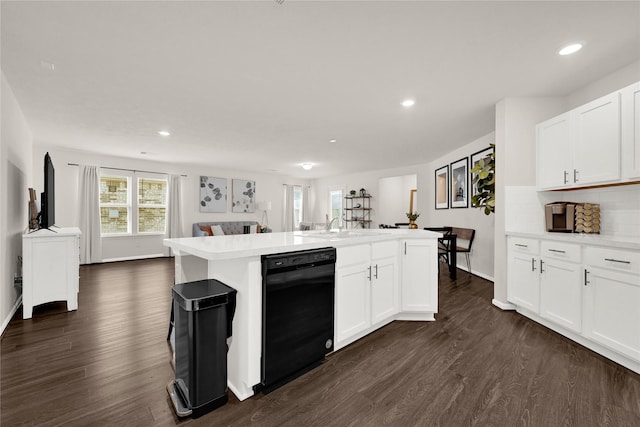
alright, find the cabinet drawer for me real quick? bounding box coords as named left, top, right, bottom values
left=372, top=240, right=398, bottom=259
left=336, top=245, right=369, bottom=268
left=541, top=241, right=581, bottom=263
left=585, top=247, right=640, bottom=274
left=509, top=237, right=539, bottom=255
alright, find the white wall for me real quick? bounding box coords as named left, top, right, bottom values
left=310, top=164, right=423, bottom=229
left=1, top=72, right=34, bottom=333
left=423, top=132, right=496, bottom=281
left=33, top=147, right=309, bottom=262
left=377, top=174, right=417, bottom=226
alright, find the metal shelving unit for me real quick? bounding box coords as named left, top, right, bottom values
left=344, top=195, right=372, bottom=229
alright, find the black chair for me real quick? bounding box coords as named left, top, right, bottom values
left=424, top=227, right=457, bottom=280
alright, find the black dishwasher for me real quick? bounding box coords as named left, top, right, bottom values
left=259, top=247, right=336, bottom=393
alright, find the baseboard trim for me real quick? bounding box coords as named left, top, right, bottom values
left=1, top=295, right=23, bottom=336
left=454, top=263, right=494, bottom=283
left=492, top=299, right=516, bottom=311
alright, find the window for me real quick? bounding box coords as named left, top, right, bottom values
left=328, top=186, right=345, bottom=227
left=293, top=185, right=303, bottom=229
left=99, top=173, right=168, bottom=235
left=138, top=178, right=168, bottom=233
left=100, top=176, right=130, bottom=234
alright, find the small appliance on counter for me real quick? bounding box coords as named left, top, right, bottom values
left=545, top=202, right=576, bottom=232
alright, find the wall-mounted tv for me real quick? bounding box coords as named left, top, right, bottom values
left=40, top=152, right=56, bottom=229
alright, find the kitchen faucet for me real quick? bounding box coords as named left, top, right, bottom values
left=325, top=214, right=340, bottom=231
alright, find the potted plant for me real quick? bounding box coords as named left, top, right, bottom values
left=349, top=189, right=356, bottom=196
left=471, top=144, right=495, bottom=215
left=406, top=212, right=420, bottom=229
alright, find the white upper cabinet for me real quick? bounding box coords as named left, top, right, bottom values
left=536, top=84, right=638, bottom=190
left=537, top=113, right=572, bottom=189
left=573, top=92, right=621, bottom=186
left=621, top=82, right=640, bottom=180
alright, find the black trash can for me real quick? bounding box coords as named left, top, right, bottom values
left=167, top=279, right=237, bottom=419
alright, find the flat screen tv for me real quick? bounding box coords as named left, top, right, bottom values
left=40, top=152, right=55, bottom=229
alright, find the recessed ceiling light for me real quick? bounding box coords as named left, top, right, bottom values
left=157, top=130, right=171, bottom=137
left=302, top=163, right=313, bottom=170
left=329, top=139, right=337, bottom=143
left=558, top=43, right=582, bottom=56
left=401, top=99, right=415, bottom=107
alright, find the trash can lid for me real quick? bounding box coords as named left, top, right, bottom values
left=172, top=279, right=237, bottom=312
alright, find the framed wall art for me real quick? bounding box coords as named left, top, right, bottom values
left=232, top=179, right=256, bottom=213
left=450, top=157, right=468, bottom=208
left=199, top=176, right=227, bottom=212
left=471, top=146, right=494, bottom=198
left=434, top=165, right=449, bottom=210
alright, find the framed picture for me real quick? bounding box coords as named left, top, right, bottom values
left=471, top=146, right=494, bottom=198
left=199, top=176, right=227, bottom=212
left=434, top=165, right=449, bottom=210
left=232, top=179, right=256, bottom=213
left=450, top=157, right=468, bottom=208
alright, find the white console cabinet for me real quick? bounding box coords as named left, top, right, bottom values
left=22, top=227, right=81, bottom=319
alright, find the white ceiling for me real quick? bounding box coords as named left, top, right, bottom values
left=2, top=1, right=639, bottom=178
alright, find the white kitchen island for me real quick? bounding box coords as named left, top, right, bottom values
left=164, top=229, right=440, bottom=401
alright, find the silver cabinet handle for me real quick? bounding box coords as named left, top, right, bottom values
left=404, top=242, right=407, bottom=255
left=548, top=249, right=566, bottom=254
left=367, top=265, right=372, bottom=281
left=604, top=258, right=631, bottom=264
left=515, top=244, right=528, bottom=248
left=374, top=264, right=378, bottom=279
left=563, top=170, right=568, bottom=184
left=540, top=259, right=545, bottom=273
left=584, top=269, right=590, bottom=286
left=574, top=169, right=579, bottom=183
left=531, top=258, right=536, bottom=272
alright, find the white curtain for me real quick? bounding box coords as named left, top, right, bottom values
left=78, top=165, right=102, bottom=264
left=282, top=184, right=295, bottom=232
left=302, top=185, right=310, bottom=223
left=165, top=174, right=183, bottom=256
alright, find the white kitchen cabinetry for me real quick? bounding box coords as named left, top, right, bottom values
left=22, top=227, right=81, bottom=319
left=537, top=90, right=624, bottom=190
left=584, top=247, right=640, bottom=362
left=573, top=92, right=621, bottom=186
left=401, top=239, right=438, bottom=314
left=335, top=241, right=399, bottom=349
left=622, top=81, right=640, bottom=180
left=507, top=237, right=540, bottom=312
left=539, top=241, right=582, bottom=333
left=536, top=113, right=572, bottom=189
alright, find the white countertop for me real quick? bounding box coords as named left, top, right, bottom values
left=506, top=230, right=640, bottom=250
left=164, top=229, right=441, bottom=260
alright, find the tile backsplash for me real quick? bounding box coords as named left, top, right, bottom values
left=505, top=184, right=640, bottom=238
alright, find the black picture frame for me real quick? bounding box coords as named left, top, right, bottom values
left=434, top=165, right=449, bottom=210
left=471, top=146, right=494, bottom=198
left=450, top=157, right=468, bottom=208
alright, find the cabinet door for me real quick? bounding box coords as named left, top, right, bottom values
left=402, top=240, right=437, bottom=313
left=584, top=268, right=640, bottom=362
left=537, top=112, right=572, bottom=189
left=622, top=82, right=640, bottom=180
left=573, top=92, right=621, bottom=185
left=507, top=252, right=540, bottom=312
left=335, top=263, right=371, bottom=344
left=539, top=258, right=582, bottom=333
left=371, top=241, right=399, bottom=327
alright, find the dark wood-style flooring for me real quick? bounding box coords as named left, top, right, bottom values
left=2, top=258, right=640, bottom=426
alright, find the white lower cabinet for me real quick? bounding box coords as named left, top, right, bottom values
left=584, top=247, right=640, bottom=362
left=507, top=238, right=540, bottom=312
left=401, top=240, right=438, bottom=313
left=539, top=241, right=582, bottom=333
left=335, top=241, right=399, bottom=349
left=508, top=236, right=640, bottom=373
